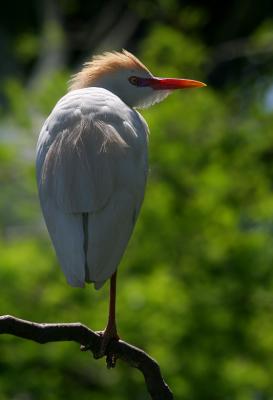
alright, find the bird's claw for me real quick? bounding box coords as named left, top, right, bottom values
left=93, top=329, right=120, bottom=366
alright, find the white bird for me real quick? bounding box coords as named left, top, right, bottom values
left=36, top=50, right=205, bottom=353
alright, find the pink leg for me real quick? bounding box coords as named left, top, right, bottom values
left=81, top=271, right=120, bottom=367
left=103, top=270, right=119, bottom=341
left=94, top=270, right=120, bottom=364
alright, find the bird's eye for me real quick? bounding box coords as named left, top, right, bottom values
left=128, top=76, right=139, bottom=86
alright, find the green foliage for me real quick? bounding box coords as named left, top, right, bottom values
left=14, top=32, right=39, bottom=63
left=140, top=24, right=207, bottom=77
left=31, top=69, right=70, bottom=115
left=1, top=4, right=273, bottom=400
left=4, top=79, right=32, bottom=128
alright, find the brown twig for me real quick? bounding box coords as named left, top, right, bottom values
left=0, top=315, right=173, bottom=400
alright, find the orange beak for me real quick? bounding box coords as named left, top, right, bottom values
left=144, top=77, right=206, bottom=90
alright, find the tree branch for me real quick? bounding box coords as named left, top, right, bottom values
left=0, top=315, right=173, bottom=400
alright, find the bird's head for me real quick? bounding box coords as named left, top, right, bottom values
left=69, top=50, right=206, bottom=109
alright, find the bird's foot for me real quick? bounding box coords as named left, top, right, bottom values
left=94, top=326, right=120, bottom=368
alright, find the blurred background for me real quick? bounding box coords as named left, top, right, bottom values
left=1, top=0, right=273, bottom=399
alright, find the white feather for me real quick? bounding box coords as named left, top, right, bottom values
left=36, top=88, right=148, bottom=288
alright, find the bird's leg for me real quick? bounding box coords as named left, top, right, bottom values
left=92, top=271, right=120, bottom=367
left=104, top=270, right=119, bottom=342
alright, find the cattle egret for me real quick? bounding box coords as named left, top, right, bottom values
left=36, top=50, right=206, bottom=355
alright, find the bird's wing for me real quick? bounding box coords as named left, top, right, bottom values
left=36, top=89, right=148, bottom=288
left=39, top=117, right=130, bottom=213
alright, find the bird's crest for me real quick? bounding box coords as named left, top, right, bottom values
left=69, top=50, right=150, bottom=91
